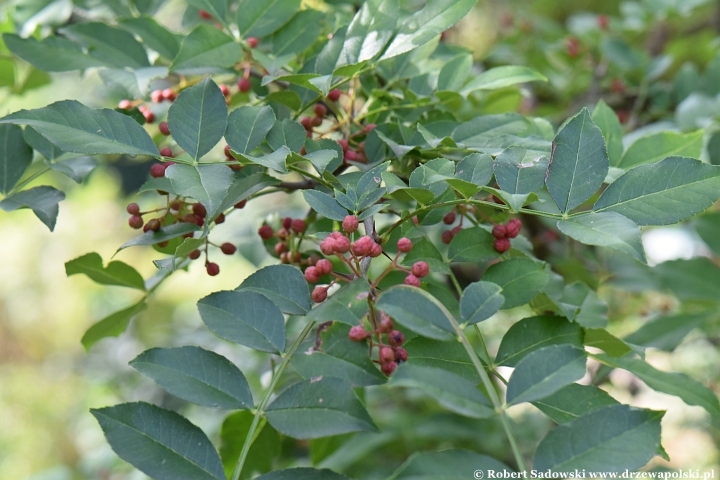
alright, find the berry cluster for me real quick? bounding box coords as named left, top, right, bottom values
left=348, top=313, right=408, bottom=376
left=492, top=218, right=522, bottom=253
left=257, top=216, right=314, bottom=267
left=440, top=208, right=464, bottom=244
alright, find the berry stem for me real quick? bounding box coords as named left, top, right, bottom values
left=230, top=320, right=316, bottom=480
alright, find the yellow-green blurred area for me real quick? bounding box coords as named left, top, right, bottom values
left=1, top=0, right=720, bottom=478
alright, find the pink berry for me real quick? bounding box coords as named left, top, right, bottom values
left=348, top=325, right=367, bottom=342
left=506, top=219, right=522, bottom=238
left=492, top=224, right=507, bottom=239
left=494, top=237, right=511, bottom=253
left=388, top=330, right=405, bottom=346
left=334, top=236, right=351, bottom=254
left=159, top=147, right=174, bottom=158
left=369, top=242, right=382, bottom=258
left=238, top=77, right=252, bottom=93
left=247, top=37, right=259, bottom=48
left=282, top=217, right=293, bottom=230
left=128, top=215, right=143, bottom=229
left=311, top=286, right=328, bottom=303
left=143, top=110, right=155, bottom=123
left=411, top=261, right=429, bottom=278
left=313, top=104, right=327, bottom=117
left=404, top=274, right=421, bottom=287
left=352, top=235, right=373, bottom=257
left=146, top=218, right=161, bottom=232
left=342, top=215, right=359, bottom=234
left=126, top=203, right=140, bottom=215
left=364, top=123, right=376, bottom=133
left=199, top=9, right=212, bottom=19
left=150, top=163, right=166, bottom=178
left=397, top=237, right=413, bottom=253
left=304, top=266, right=320, bottom=283
left=395, top=347, right=408, bottom=363
left=320, top=237, right=337, bottom=255
left=379, top=346, right=395, bottom=363
left=337, top=139, right=349, bottom=151
left=118, top=99, right=132, bottom=109
left=344, top=150, right=358, bottom=162
left=151, top=89, right=164, bottom=103
left=162, top=89, right=176, bottom=102
left=220, top=84, right=230, bottom=97
left=379, top=314, right=393, bottom=333
left=291, top=219, right=306, bottom=233
left=188, top=249, right=201, bottom=260
left=159, top=121, right=171, bottom=135
left=258, top=225, right=274, bottom=239
left=381, top=361, right=397, bottom=376
left=315, top=259, right=332, bottom=276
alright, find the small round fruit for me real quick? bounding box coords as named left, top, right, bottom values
left=404, top=274, right=421, bottom=287
left=379, top=346, right=395, bottom=363
left=274, top=242, right=288, bottom=254
left=159, top=121, right=171, bottom=136
left=395, top=347, right=408, bottom=363
left=291, top=219, right=306, bottom=234
left=411, top=261, right=429, bottom=278
left=247, top=37, right=259, bottom=48
left=441, top=230, right=454, bottom=244
left=219, top=84, right=230, bottom=97
left=159, top=147, right=174, bottom=158
left=143, top=110, right=155, bottom=124
left=352, top=236, right=373, bottom=257
left=206, top=262, right=220, bottom=276
left=505, top=219, right=521, bottom=238
left=118, top=99, right=132, bottom=109
left=379, top=314, right=393, bottom=333
left=315, top=259, right=332, bottom=275
left=327, top=89, right=342, bottom=102
left=388, top=330, right=405, bottom=346
left=238, top=77, right=252, bottom=93
left=334, top=236, right=351, bottom=254
left=342, top=215, right=359, bottom=234
left=443, top=211, right=456, bottom=224
left=150, top=163, right=166, bottom=178
left=258, top=225, right=274, bottom=239
left=128, top=215, right=143, bottom=229
left=146, top=218, right=161, bottom=232
left=337, top=139, right=349, bottom=151
left=364, top=123, right=376, bottom=133
left=220, top=242, right=236, bottom=255
left=369, top=242, right=382, bottom=258
left=494, top=237, right=511, bottom=253
left=234, top=199, right=247, bottom=209
left=310, top=116, right=323, bottom=127
left=126, top=203, right=140, bottom=215
left=344, top=150, right=358, bottom=162
left=320, top=237, right=337, bottom=255
left=492, top=224, right=507, bottom=239
left=162, top=89, right=176, bottom=102
left=304, top=266, right=320, bottom=283
left=192, top=203, right=207, bottom=218
left=151, top=89, right=164, bottom=103
left=188, top=249, right=201, bottom=260
left=397, top=237, right=413, bottom=253
left=348, top=325, right=368, bottom=342
left=199, top=9, right=212, bottom=19
left=311, top=286, right=327, bottom=303
left=282, top=217, right=293, bottom=230
left=214, top=213, right=225, bottom=224
left=313, top=103, right=327, bottom=117
left=381, top=361, right=397, bottom=376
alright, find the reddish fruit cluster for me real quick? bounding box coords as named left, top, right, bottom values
left=492, top=218, right=521, bottom=253
left=256, top=217, right=312, bottom=265
left=348, top=313, right=408, bottom=376
left=441, top=225, right=463, bottom=244
left=300, top=103, right=329, bottom=136
left=404, top=260, right=429, bottom=287
left=304, top=258, right=333, bottom=283
left=150, top=88, right=177, bottom=103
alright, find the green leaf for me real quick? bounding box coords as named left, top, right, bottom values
left=61, top=22, right=149, bottom=68
left=0, top=124, right=32, bottom=193
left=0, top=100, right=159, bottom=157
left=624, top=312, right=710, bottom=351
left=302, top=150, right=339, bottom=176
left=269, top=10, right=324, bottom=56
left=593, top=353, right=720, bottom=419
left=654, top=258, right=720, bottom=302
left=2, top=33, right=107, bottom=72
left=483, top=187, right=532, bottom=214
left=197, top=290, right=286, bottom=353
left=584, top=328, right=633, bottom=357
left=119, top=17, right=180, bottom=60
left=236, top=0, right=301, bottom=38
left=532, top=384, right=620, bottom=424
left=225, top=106, right=276, bottom=155
left=461, top=65, right=547, bottom=95
left=506, top=345, right=586, bottom=405
left=170, top=25, right=242, bottom=72
left=375, top=286, right=454, bottom=340
left=65, top=252, right=145, bottom=290
left=168, top=77, right=227, bottom=160
left=493, top=147, right=548, bottom=194
left=447, top=227, right=500, bottom=263
left=267, top=118, right=306, bottom=153
left=380, top=0, right=476, bottom=60
left=265, top=377, right=377, bottom=439
left=545, top=281, right=608, bottom=328
left=592, top=156, right=720, bottom=225
left=220, top=411, right=279, bottom=479
left=483, top=258, right=549, bottom=309
left=91, top=402, right=226, bottom=480
left=618, top=130, right=704, bottom=169
left=306, top=280, right=370, bottom=325
left=256, top=468, right=350, bottom=480
left=23, top=125, right=63, bottom=161
left=166, top=163, right=233, bottom=220
left=390, top=449, right=513, bottom=479
left=186, top=0, right=226, bottom=23
left=292, top=323, right=386, bottom=387
left=237, top=147, right=291, bottom=173
left=0, top=185, right=65, bottom=231
left=237, top=264, right=311, bottom=314
left=459, top=281, right=504, bottom=324
left=130, top=346, right=253, bottom=410
left=81, top=301, right=147, bottom=351
left=118, top=222, right=200, bottom=250
left=557, top=212, right=646, bottom=263
left=404, top=337, right=479, bottom=381
left=438, top=53, right=473, bottom=92
left=592, top=99, right=624, bottom=167
left=390, top=364, right=493, bottom=419
left=495, top=315, right=584, bottom=367
left=546, top=108, right=608, bottom=213
left=450, top=152, right=493, bottom=195
left=218, top=171, right=279, bottom=211
left=533, top=405, right=663, bottom=471
left=47, top=156, right=97, bottom=183
left=695, top=212, right=720, bottom=255
left=453, top=114, right=530, bottom=146
left=303, top=190, right=348, bottom=221
left=337, top=0, right=398, bottom=67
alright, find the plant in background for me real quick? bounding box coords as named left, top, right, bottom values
left=1, top=0, right=719, bottom=478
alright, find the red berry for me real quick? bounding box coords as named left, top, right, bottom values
left=247, top=37, right=259, bottom=48
left=183, top=213, right=198, bottom=224
left=162, top=89, right=176, bottom=102
left=379, top=314, right=393, bottom=333
left=159, top=147, right=174, bottom=158
left=128, top=215, right=143, bottom=229
left=344, top=150, right=358, bottom=162
left=150, top=163, right=166, bottom=178
left=327, top=89, right=342, bottom=102
left=215, top=213, right=225, bottom=224
left=492, top=224, right=507, bottom=239
left=188, top=249, right=201, bottom=260
left=443, top=211, right=456, bottom=224
left=291, top=219, right=306, bottom=233
left=238, top=78, right=252, bottom=93
left=352, top=236, right=373, bottom=257
left=320, top=237, right=337, bottom=255
left=313, top=104, right=327, bottom=117
left=315, top=259, right=332, bottom=275
left=451, top=225, right=462, bottom=235
left=151, top=89, right=164, bottom=103
left=395, top=347, right=408, bottom=363
left=616, top=110, right=629, bottom=124
left=388, top=330, right=405, bottom=346
left=311, top=286, right=327, bottom=303
left=220, top=242, right=236, bottom=255
left=369, top=242, right=382, bottom=257
left=199, top=9, right=212, bottom=19
left=258, top=225, right=274, bottom=239
left=118, top=99, right=132, bottom=109
left=300, top=117, right=313, bottom=130
left=441, top=230, right=454, bottom=244
left=206, top=262, right=220, bottom=276
left=220, top=84, right=230, bottom=97
left=143, top=110, right=156, bottom=123
left=342, top=215, right=359, bottom=234
left=126, top=203, right=140, bottom=215
left=281, top=217, right=292, bottom=230
left=381, top=361, right=397, bottom=376
left=411, top=261, right=429, bottom=278
left=494, top=237, right=511, bottom=253
left=379, top=346, right=395, bottom=363
left=157, top=240, right=169, bottom=248
left=397, top=237, right=413, bottom=253
left=274, top=242, right=288, bottom=254
left=234, top=199, right=247, bottom=209
left=146, top=218, right=161, bottom=232
left=404, top=274, right=421, bottom=287
left=224, top=145, right=234, bottom=160
left=310, top=116, right=323, bottom=127
left=505, top=218, right=522, bottom=238
left=192, top=203, right=207, bottom=218
left=364, top=123, right=376, bottom=133
left=348, top=325, right=368, bottom=342
left=334, top=236, right=351, bottom=254
left=159, top=121, right=171, bottom=135
left=598, top=14, right=609, bottom=30
left=304, top=266, right=320, bottom=283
